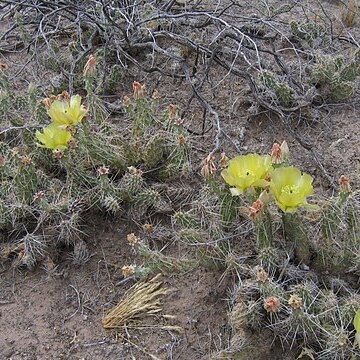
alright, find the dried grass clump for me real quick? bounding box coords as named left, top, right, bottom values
left=102, top=274, right=172, bottom=330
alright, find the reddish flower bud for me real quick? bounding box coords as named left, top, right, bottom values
left=201, top=154, right=217, bottom=178
left=168, top=104, right=177, bottom=119
left=249, top=199, right=264, bottom=221
left=178, top=134, right=187, bottom=145
left=97, top=166, right=110, bottom=176
left=133, top=81, right=146, bottom=99
left=271, top=140, right=289, bottom=164
left=33, top=191, right=46, bottom=202
left=219, top=152, right=229, bottom=169
left=83, top=54, right=96, bottom=77
left=264, top=296, right=281, bottom=313
left=339, top=175, right=351, bottom=193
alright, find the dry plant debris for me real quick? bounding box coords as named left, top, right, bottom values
left=102, top=274, right=176, bottom=330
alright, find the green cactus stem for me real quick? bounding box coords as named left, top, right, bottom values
left=282, top=212, right=312, bottom=265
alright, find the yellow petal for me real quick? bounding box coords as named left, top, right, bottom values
left=35, top=129, right=47, bottom=144
left=298, top=173, right=314, bottom=197
left=70, top=94, right=81, bottom=109
left=67, top=95, right=86, bottom=124
left=48, top=100, right=68, bottom=125
left=35, top=124, right=72, bottom=150
left=48, top=94, right=86, bottom=126
left=221, top=154, right=272, bottom=193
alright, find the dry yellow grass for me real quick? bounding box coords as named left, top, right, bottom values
left=102, top=274, right=179, bottom=331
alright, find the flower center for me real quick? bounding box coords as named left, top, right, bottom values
left=282, top=185, right=298, bottom=195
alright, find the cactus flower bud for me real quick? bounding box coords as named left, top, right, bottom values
left=271, top=140, right=289, bottom=164
left=121, top=265, right=136, bottom=278
left=338, top=175, right=351, bottom=193
left=83, top=54, right=96, bottom=77
left=97, top=166, right=110, bottom=176
left=288, top=294, right=303, bottom=309
left=133, top=81, right=146, bottom=99
left=264, top=296, right=281, bottom=313
left=201, top=154, right=217, bottom=178
left=127, top=233, right=140, bottom=247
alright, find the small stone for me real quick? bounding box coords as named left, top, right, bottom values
left=2, top=348, right=14, bottom=358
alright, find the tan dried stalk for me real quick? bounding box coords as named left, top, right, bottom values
left=102, top=274, right=172, bottom=329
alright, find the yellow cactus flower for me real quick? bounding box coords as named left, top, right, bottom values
left=221, top=154, right=272, bottom=194
left=35, top=124, right=72, bottom=150
left=270, top=166, right=314, bottom=213
left=48, top=94, right=87, bottom=126
left=354, top=309, right=360, bottom=347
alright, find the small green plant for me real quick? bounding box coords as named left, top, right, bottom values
left=290, top=19, right=326, bottom=44
left=219, top=143, right=316, bottom=265
left=260, top=70, right=295, bottom=108
left=318, top=176, right=359, bottom=274
left=228, top=266, right=360, bottom=358
left=310, top=50, right=360, bottom=101
left=0, top=56, right=193, bottom=269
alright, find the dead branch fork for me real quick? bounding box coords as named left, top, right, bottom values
left=1, top=0, right=352, bottom=187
